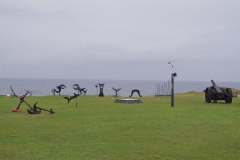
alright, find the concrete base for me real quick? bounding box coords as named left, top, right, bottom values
left=114, top=99, right=143, bottom=104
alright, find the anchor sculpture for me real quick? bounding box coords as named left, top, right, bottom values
left=73, top=84, right=87, bottom=96
left=24, top=89, right=33, bottom=96
left=129, top=89, right=142, bottom=97
left=51, top=84, right=66, bottom=96
left=112, top=87, right=122, bottom=98
left=10, top=86, right=18, bottom=98
left=12, top=92, right=55, bottom=114
left=28, top=102, right=55, bottom=114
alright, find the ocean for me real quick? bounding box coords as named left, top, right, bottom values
left=0, top=78, right=239, bottom=97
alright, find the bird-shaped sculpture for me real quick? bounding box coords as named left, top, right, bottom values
left=64, top=93, right=81, bottom=103
left=112, top=87, right=122, bottom=98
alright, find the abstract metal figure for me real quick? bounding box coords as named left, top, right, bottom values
left=51, top=84, right=66, bottom=96
left=82, top=89, right=87, bottom=96
left=64, top=93, right=81, bottom=103
left=12, top=92, right=55, bottom=114
left=112, top=87, right=121, bottom=98
left=99, top=83, right=104, bottom=97
left=129, top=89, right=142, bottom=97
left=10, top=86, right=18, bottom=98
left=64, top=93, right=81, bottom=107
left=73, top=84, right=87, bottom=96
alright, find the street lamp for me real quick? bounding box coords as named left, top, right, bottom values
left=168, top=62, right=177, bottom=107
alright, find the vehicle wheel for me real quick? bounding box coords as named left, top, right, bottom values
left=225, top=88, right=232, bottom=103
left=205, top=87, right=212, bottom=103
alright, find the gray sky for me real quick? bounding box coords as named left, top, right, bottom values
left=1, top=0, right=240, bottom=81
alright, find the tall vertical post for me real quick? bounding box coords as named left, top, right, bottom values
left=171, top=73, right=174, bottom=107
left=169, top=62, right=176, bottom=107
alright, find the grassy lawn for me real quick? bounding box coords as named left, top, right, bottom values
left=0, top=92, right=240, bottom=160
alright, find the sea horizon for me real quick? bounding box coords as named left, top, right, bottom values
left=0, top=78, right=239, bottom=97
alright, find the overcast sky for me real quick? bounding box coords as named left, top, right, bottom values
left=0, top=0, right=239, bottom=82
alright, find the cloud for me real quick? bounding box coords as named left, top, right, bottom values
left=0, top=0, right=240, bottom=81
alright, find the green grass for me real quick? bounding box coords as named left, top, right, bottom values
left=0, top=92, right=240, bottom=160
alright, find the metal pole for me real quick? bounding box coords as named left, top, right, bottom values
left=171, top=73, right=174, bottom=107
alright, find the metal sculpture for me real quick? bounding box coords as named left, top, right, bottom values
left=112, top=87, right=121, bottom=98
left=10, top=86, right=18, bottom=98
left=99, top=83, right=104, bottom=97
left=204, top=80, right=232, bottom=103
left=73, top=84, right=87, bottom=96
left=64, top=93, right=81, bottom=107
left=82, top=89, right=87, bottom=96
left=129, top=89, right=142, bottom=97
left=155, top=80, right=171, bottom=97
left=12, top=92, right=55, bottom=114
left=51, top=84, right=66, bottom=96
left=24, top=89, right=33, bottom=96
left=28, top=102, right=55, bottom=114
left=64, top=93, right=81, bottom=103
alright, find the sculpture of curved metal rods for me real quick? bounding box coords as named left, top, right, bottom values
left=112, top=87, right=122, bottom=98
left=73, top=84, right=87, bottom=96
left=129, top=89, right=142, bottom=97
left=51, top=84, right=66, bottom=95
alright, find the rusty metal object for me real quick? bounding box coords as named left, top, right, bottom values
left=12, top=92, right=55, bottom=114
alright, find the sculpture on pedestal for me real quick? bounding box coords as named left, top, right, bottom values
left=99, top=83, right=104, bottom=97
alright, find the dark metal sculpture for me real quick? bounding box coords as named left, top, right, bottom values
left=12, top=92, right=55, bottom=114
left=204, top=80, right=232, bottom=103
left=28, top=102, right=55, bottom=114
left=64, top=93, right=81, bottom=107
left=73, top=84, right=87, bottom=96
left=51, top=84, right=66, bottom=96
left=64, top=93, right=81, bottom=103
left=112, top=87, right=121, bottom=98
left=10, top=86, right=18, bottom=98
left=24, top=89, right=33, bottom=96
left=129, top=89, right=142, bottom=97
left=99, top=83, right=104, bottom=97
